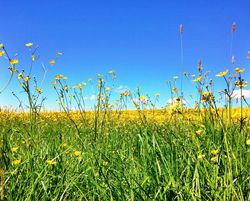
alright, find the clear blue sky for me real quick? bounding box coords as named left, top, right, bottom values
left=0, top=0, right=250, bottom=109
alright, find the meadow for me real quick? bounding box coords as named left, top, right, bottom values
left=0, top=43, right=250, bottom=200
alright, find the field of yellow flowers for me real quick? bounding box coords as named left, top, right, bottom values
left=0, top=106, right=250, bottom=200
left=0, top=42, right=250, bottom=200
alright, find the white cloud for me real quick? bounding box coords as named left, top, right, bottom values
left=89, top=95, right=96, bottom=101
left=84, top=94, right=96, bottom=101
left=167, top=97, right=187, bottom=105
left=232, top=89, right=250, bottom=99
left=131, top=97, right=149, bottom=104
left=115, top=85, right=129, bottom=93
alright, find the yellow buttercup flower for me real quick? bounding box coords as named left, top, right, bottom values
left=235, top=68, right=244, bottom=73
left=18, top=73, right=23, bottom=79
left=23, top=76, right=29, bottom=82
left=196, top=129, right=203, bottom=136
left=216, top=69, right=228, bottom=77
left=9, top=67, right=17, bottom=73
left=46, top=159, right=56, bottom=165
left=55, top=74, right=61, bottom=80
left=235, top=81, right=248, bottom=88
left=0, top=50, right=5, bottom=56
left=155, top=93, right=160, bottom=97
left=192, top=76, right=202, bottom=82
left=11, top=146, right=19, bottom=153
left=36, top=88, right=43, bottom=94
left=211, top=149, right=219, bottom=155
left=62, top=143, right=67, bottom=147
left=211, top=156, right=218, bottom=163
left=25, top=43, right=33, bottom=47
left=198, top=154, right=205, bottom=159
left=51, top=81, right=57, bottom=85
left=201, top=91, right=211, bottom=96
left=9, top=59, right=18, bottom=65
left=74, top=150, right=81, bottom=156
left=49, top=60, right=55, bottom=65
left=32, top=55, right=35, bottom=61
left=12, top=159, right=21, bottom=165
left=246, top=139, right=250, bottom=145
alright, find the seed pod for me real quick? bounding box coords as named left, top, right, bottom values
left=232, top=22, right=236, bottom=33
left=180, top=23, right=183, bottom=33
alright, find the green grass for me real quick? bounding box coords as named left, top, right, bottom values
left=1, top=112, right=249, bottom=200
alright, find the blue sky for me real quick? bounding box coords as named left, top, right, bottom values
left=0, top=0, right=250, bottom=109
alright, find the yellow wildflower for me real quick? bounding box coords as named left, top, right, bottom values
left=0, top=43, right=3, bottom=48
left=62, top=143, right=67, bottom=147
left=235, top=81, right=248, bottom=88
left=55, top=74, right=61, bottom=80
left=51, top=81, right=57, bottom=85
left=25, top=43, right=33, bottom=47
left=211, top=149, right=219, bottom=155
left=0, top=50, right=5, bottom=56
left=173, top=76, right=179, bottom=79
left=9, top=59, right=18, bottom=65
left=36, top=88, right=42, bottom=94
left=74, top=150, right=81, bottom=156
left=155, top=93, right=160, bottom=97
left=192, top=76, right=202, bottom=82
left=11, top=146, right=19, bottom=153
left=9, top=67, right=17, bottom=73
left=32, top=55, right=35, bottom=61
left=201, top=91, right=211, bottom=96
left=246, top=139, right=250, bottom=145
left=198, top=154, right=205, bottom=159
left=211, top=156, right=219, bottom=163
left=108, top=70, right=115, bottom=74
left=216, top=69, right=228, bottom=77
left=46, top=159, right=56, bottom=165
left=196, top=129, right=203, bottom=136
left=235, top=68, right=244, bottom=73
left=49, top=60, right=55, bottom=65
left=12, top=159, right=21, bottom=165
left=18, top=73, right=23, bottom=79
left=23, top=76, right=29, bottom=82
